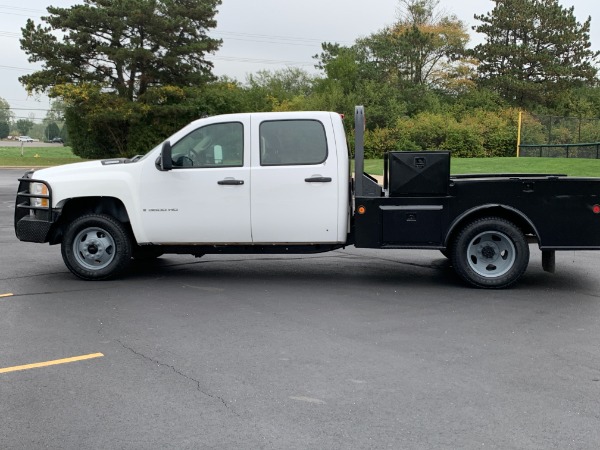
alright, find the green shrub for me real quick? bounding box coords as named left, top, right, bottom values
left=441, top=126, right=485, bottom=158
left=364, top=127, right=400, bottom=158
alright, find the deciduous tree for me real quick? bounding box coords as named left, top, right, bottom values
left=0, top=121, right=9, bottom=139
left=0, top=97, right=13, bottom=125
left=16, top=119, right=34, bottom=136
left=357, top=0, right=469, bottom=86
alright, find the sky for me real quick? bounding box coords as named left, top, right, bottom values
left=1, top=0, right=599, bottom=123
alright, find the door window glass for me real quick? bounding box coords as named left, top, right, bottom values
left=171, top=122, right=243, bottom=168
left=259, top=120, right=327, bottom=166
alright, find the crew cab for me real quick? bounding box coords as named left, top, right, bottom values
left=14, top=107, right=600, bottom=288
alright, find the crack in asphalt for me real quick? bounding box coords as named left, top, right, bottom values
left=0, top=271, right=72, bottom=281
left=116, top=339, right=238, bottom=416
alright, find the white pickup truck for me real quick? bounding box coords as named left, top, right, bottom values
left=14, top=107, right=600, bottom=288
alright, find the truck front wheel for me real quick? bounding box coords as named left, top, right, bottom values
left=61, top=214, right=132, bottom=280
left=452, top=217, right=529, bottom=289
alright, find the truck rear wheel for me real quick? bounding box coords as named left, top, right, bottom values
left=452, top=217, right=529, bottom=289
left=61, top=214, right=132, bottom=280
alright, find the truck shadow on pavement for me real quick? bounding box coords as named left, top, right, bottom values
left=125, top=252, right=598, bottom=301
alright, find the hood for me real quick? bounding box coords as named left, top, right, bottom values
left=31, top=158, right=141, bottom=182
left=32, top=160, right=104, bottom=180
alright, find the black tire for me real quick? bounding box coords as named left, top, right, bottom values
left=451, top=217, right=529, bottom=289
left=61, top=214, right=132, bottom=280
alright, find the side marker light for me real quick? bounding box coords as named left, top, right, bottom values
left=593, top=204, right=600, bottom=214
left=357, top=205, right=366, bottom=215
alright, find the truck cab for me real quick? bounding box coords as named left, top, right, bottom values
left=142, top=111, right=350, bottom=245
left=15, top=111, right=351, bottom=282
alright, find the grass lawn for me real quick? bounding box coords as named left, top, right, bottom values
left=0, top=146, right=85, bottom=167
left=2, top=146, right=600, bottom=178
left=363, top=157, right=600, bottom=178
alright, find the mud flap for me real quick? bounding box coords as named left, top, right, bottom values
left=542, top=250, right=556, bottom=273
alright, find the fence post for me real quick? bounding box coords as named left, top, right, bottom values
left=516, top=111, right=522, bottom=157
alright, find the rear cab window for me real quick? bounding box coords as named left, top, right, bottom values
left=259, top=120, right=328, bottom=166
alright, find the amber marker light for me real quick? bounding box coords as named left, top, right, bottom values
left=40, top=184, right=49, bottom=208
left=357, top=205, right=366, bottom=215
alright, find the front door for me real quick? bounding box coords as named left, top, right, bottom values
left=140, top=118, right=251, bottom=244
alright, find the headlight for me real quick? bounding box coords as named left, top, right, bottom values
left=30, top=182, right=49, bottom=208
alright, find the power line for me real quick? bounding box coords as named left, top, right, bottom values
left=213, top=31, right=349, bottom=46
left=1, top=107, right=56, bottom=111
left=0, top=98, right=49, bottom=103
left=0, top=4, right=347, bottom=44
left=0, top=57, right=314, bottom=75
left=211, top=56, right=314, bottom=66
left=0, top=64, right=34, bottom=72
left=0, top=29, right=340, bottom=48
left=0, top=4, right=46, bottom=13
left=0, top=4, right=348, bottom=45
left=0, top=31, right=21, bottom=39
left=0, top=22, right=346, bottom=47
left=217, top=36, right=323, bottom=48
left=0, top=11, right=42, bottom=18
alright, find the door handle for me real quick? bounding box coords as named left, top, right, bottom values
left=217, top=179, right=244, bottom=185
left=305, top=176, right=332, bottom=183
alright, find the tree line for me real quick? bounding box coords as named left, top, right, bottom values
left=10, top=0, right=600, bottom=158
left=0, top=98, right=65, bottom=141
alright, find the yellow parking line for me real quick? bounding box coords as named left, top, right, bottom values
left=0, top=353, right=104, bottom=374
left=0, top=293, right=13, bottom=298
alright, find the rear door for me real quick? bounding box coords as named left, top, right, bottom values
left=250, top=113, right=339, bottom=243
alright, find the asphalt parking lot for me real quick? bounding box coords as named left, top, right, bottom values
left=1, top=168, right=600, bottom=449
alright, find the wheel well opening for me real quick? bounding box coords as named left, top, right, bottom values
left=50, top=197, right=131, bottom=244
left=445, top=207, right=537, bottom=249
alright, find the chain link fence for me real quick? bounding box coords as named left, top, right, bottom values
left=519, top=113, right=600, bottom=158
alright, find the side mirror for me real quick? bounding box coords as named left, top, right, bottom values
left=159, top=140, right=172, bottom=171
